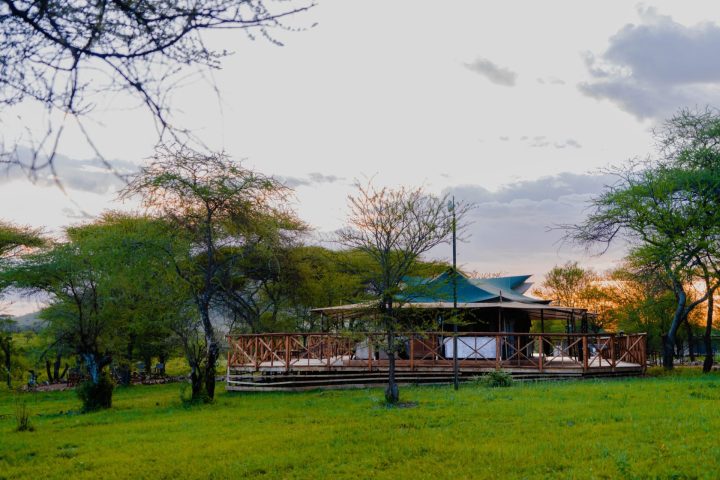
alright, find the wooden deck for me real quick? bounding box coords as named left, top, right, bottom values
left=226, top=332, right=646, bottom=391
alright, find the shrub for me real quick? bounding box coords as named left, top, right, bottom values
left=76, top=372, right=115, bottom=412
left=482, top=370, right=514, bottom=388
left=14, top=395, right=34, bottom=432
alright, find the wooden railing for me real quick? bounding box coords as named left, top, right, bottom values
left=227, top=332, right=647, bottom=374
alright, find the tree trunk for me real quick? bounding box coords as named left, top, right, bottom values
left=1, top=339, right=10, bottom=388
left=664, top=290, right=686, bottom=370
left=196, top=301, right=218, bottom=401
left=143, top=355, right=153, bottom=376
left=53, top=353, right=62, bottom=381
left=704, top=292, right=714, bottom=373
left=685, top=318, right=696, bottom=362
left=46, top=359, right=53, bottom=383
left=204, top=341, right=219, bottom=401
left=189, top=361, right=203, bottom=399
left=82, top=352, right=101, bottom=384
left=384, top=301, right=399, bottom=404
left=59, top=363, right=69, bottom=381
left=78, top=352, right=114, bottom=411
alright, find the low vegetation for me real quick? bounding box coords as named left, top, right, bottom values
left=2, top=371, right=720, bottom=479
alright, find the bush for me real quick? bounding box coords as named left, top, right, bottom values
left=14, top=395, right=34, bottom=432
left=482, top=370, right=514, bottom=388
left=76, top=372, right=115, bottom=412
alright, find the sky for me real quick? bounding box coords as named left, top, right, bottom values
left=4, top=1, right=720, bottom=313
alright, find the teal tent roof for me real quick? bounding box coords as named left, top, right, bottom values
left=399, top=270, right=549, bottom=305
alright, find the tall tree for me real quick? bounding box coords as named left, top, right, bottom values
left=1, top=213, right=185, bottom=409
left=121, top=145, right=300, bottom=400
left=565, top=109, right=720, bottom=369
left=216, top=213, right=306, bottom=334
left=337, top=182, right=471, bottom=403
left=657, top=108, right=720, bottom=371
left=535, top=261, right=598, bottom=308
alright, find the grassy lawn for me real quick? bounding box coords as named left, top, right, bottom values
left=2, top=370, right=719, bottom=479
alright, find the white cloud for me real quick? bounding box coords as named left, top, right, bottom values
left=434, top=173, right=624, bottom=275
left=0, top=147, right=137, bottom=194
left=580, top=7, right=720, bottom=119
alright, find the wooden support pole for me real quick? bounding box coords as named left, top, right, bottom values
left=610, top=334, right=616, bottom=372
left=495, top=335, right=501, bottom=370
left=641, top=334, right=647, bottom=372
left=538, top=334, right=544, bottom=372
left=582, top=335, right=588, bottom=372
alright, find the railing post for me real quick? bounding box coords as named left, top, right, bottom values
left=582, top=335, right=588, bottom=372
left=410, top=334, right=415, bottom=371
left=626, top=335, right=631, bottom=363
left=254, top=336, right=259, bottom=371
left=368, top=335, right=373, bottom=372
left=495, top=335, right=501, bottom=370
left=327, top=335, right=332, bottom=370
left=285, top=335, right=290, bottom=373
left=538, top=334, right=544, bottom=372
left=610, top=334, right=616, bottom=372
left=226, top=336, right=231, bottom=384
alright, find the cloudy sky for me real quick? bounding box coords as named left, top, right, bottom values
left=4, top=1, right=720, bottom=313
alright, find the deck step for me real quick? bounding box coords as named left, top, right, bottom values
left=224, top=369, right=623, bottom=391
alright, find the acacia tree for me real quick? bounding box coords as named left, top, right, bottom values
left=535, top=261, right=599, bottom=308
left=65, top=213, right=189, bottom=385
left=0, top=0, right=313, bottom=174
left=215, top=212, right=307, bottom=334
left=0, top=316, right=16, bottom=388
left=533, top=262, right=615, bottom=331
left=566, top=111, right=720, bottom=369
left=121, top=145, right=299, bottom=400
left=2, top=213, right=184, bottom=409
left=337, top=182, right=470, bottom=403
left=5, top=242, right=119, bottom=407
left=657, top=109, right=720, bottom=371
left=604, top=264, right=677, bottom=353
left=0, top=221, right=44, bottom=389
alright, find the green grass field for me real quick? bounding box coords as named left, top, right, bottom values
left=2, top=370, right=719, bottom=479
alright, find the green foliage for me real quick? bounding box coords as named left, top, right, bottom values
left=478, top=370, right=514, bottom=388
left=76, top=372, right=115, bottom=412
left=3, top=374, right=720, bottom=478
left=1, top=213, right=191, bottom=404
left=568, top=108, right=720, bottom=367
left=0, top=221, right=44, bottom=259
left=534, top=261, right=598, bottom=307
